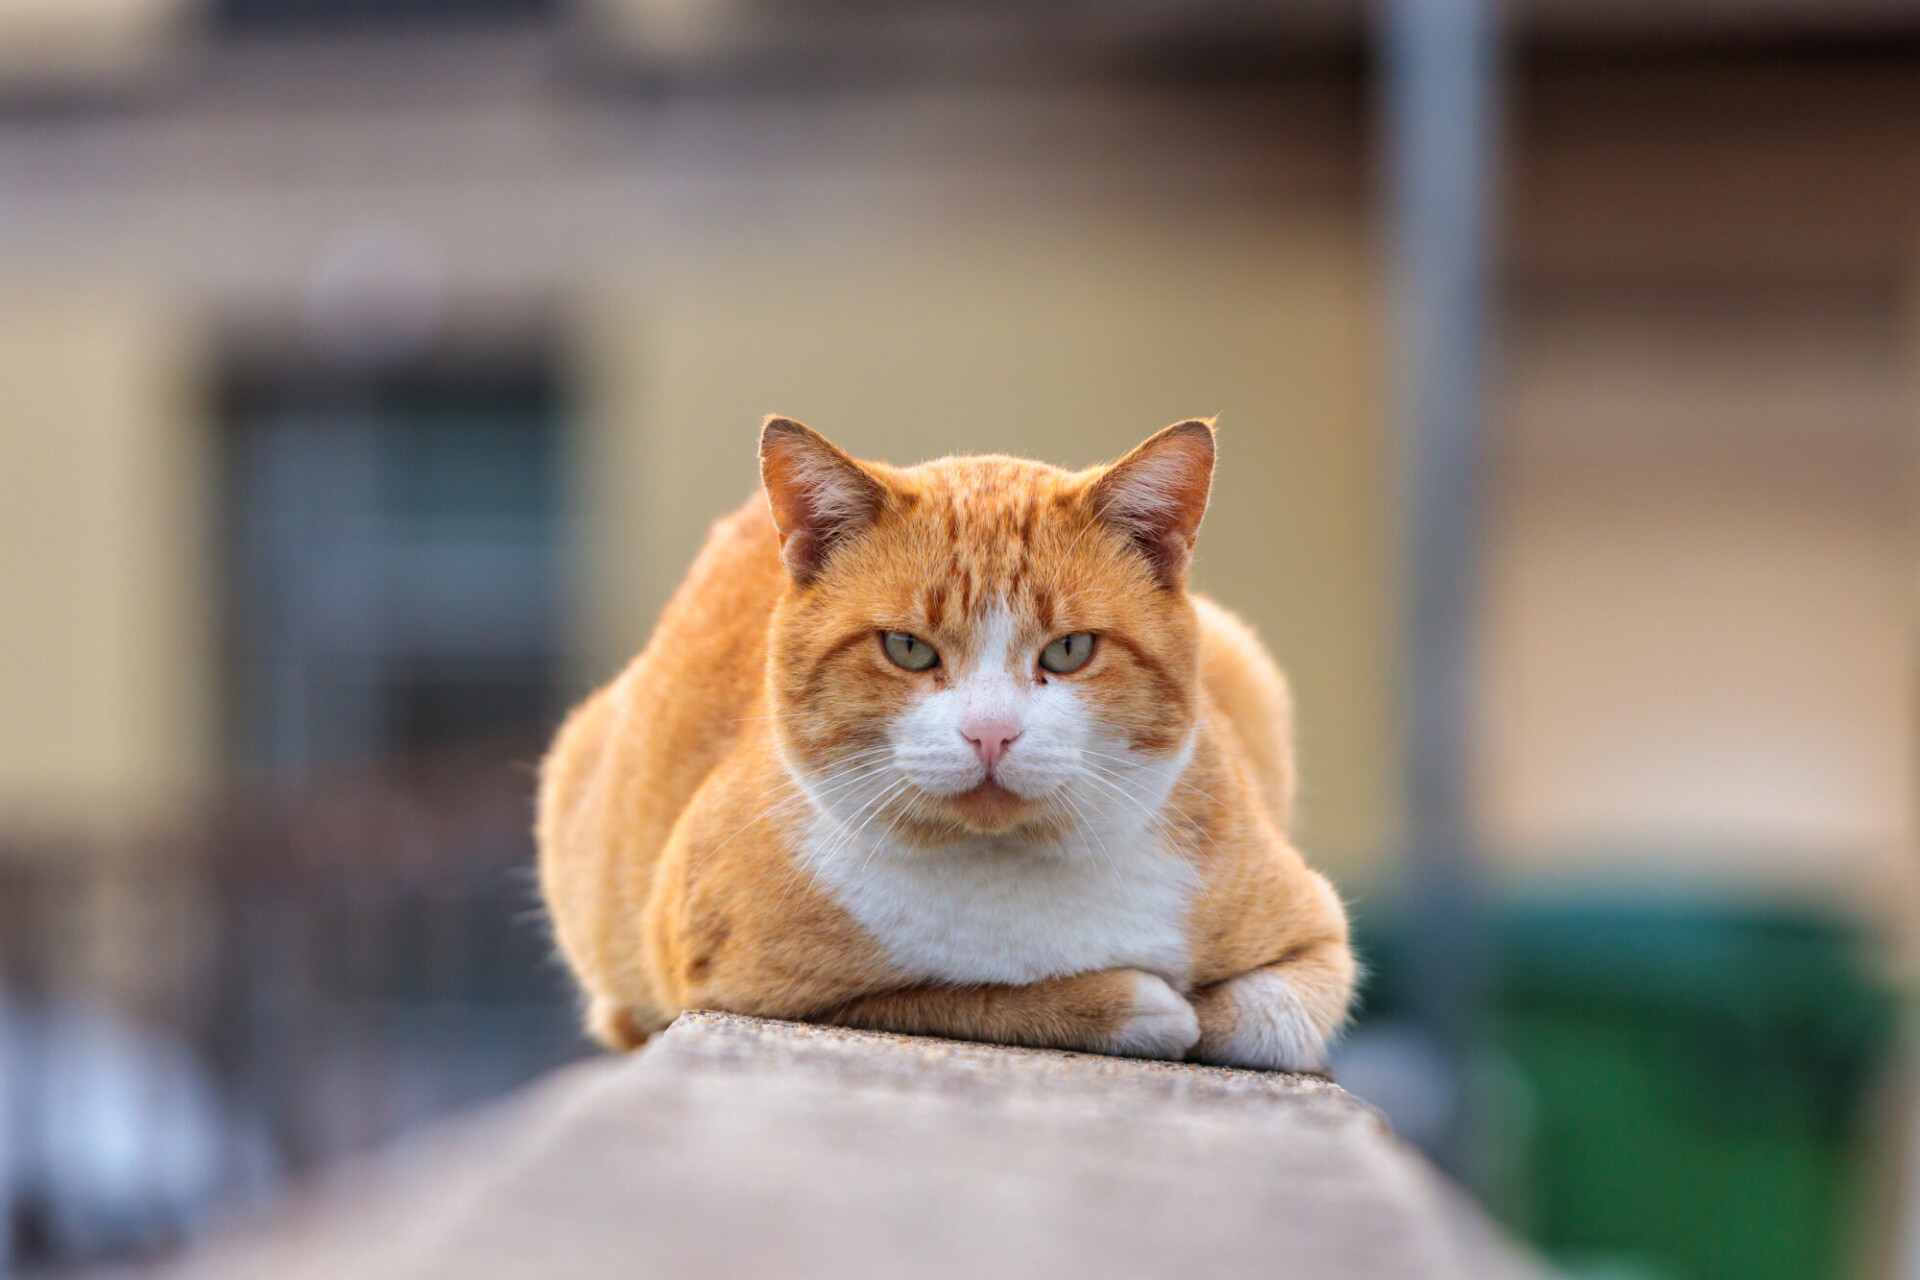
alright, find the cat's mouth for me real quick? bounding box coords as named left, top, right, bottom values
left=946, top=779, right=1029, bottom=831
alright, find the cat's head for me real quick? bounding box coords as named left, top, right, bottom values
left=761, top=417, right=1214, bottom=849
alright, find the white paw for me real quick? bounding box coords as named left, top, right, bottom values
left=1194, top=969, right=1334, bottom=1072
left=1101, top=971, right=1201, bottom=1060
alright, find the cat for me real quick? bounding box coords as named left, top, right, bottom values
left=536, top=417, right=1355, bottom=1070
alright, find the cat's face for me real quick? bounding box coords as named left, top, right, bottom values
left=762, top=418, right=1213, bottom=850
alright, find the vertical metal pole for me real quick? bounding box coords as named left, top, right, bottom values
left=1382, top=0, right=1501, bottom=1177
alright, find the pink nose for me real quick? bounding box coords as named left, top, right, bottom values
left=963, top=720, right=1021, bottom=769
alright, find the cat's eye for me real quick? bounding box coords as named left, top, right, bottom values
left=1038, top=632, right=1097, bottom=675
left=882, top=631, right=941, bottom=672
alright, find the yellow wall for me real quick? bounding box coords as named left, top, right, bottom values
left=579, top=213, right=1397, bottom=879
left=0, top=287, right=211, bottom=844
left=1482, top=281, right=1919, bottom=935
left=0, top=185, right=1398, bottom=883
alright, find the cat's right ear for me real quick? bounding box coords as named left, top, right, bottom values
left=759, top=417, right=887, bottom=586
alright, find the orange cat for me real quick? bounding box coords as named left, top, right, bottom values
left=536, top=418, right=1355, bottom=1069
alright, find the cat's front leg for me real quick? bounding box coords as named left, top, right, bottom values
left=1187, top=937, right=1356, bottom=1073
left=823, top=968, right=1200, bottom=1060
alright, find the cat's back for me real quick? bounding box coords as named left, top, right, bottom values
left=1193, top=596, right=1295, bottom=834
left=537, top=494, right=785, bottom=990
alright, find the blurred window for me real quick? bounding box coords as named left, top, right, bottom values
left=223, top=367, right=565, bottom=779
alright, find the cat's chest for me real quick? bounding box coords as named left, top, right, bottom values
left=798, top=819, right=1197, bottom=986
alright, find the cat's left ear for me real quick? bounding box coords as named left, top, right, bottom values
left=760, top=416, right=888, bottom=586
left=1088, top=419, right=1216, bottom=587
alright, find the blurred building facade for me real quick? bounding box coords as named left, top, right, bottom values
left=0, top=3, right=1394, bottom=867
left=0, top=0, right=1913, bottom=916
left=0, top=0, right=1918, bottom=1267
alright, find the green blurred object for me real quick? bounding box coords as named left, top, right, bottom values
left=1356, top=893, right=1903, bottom=1280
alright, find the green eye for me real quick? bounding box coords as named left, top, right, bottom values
left=1039, top=632, right=1096, bottom=674
left=882, top=632, right=940, bottom=671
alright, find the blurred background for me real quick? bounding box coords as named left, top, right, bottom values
left=0, top=0, right=1917, bottom=1276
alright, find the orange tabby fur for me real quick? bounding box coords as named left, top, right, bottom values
left=537, top=418, right=1355, bottom=1068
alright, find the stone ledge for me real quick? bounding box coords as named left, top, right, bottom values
left=178, top=1011, right=1546, bottom=1280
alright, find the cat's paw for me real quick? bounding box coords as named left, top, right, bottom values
left=1190, top=967, right=1341, bottom=1072
left=587, top=996, right=654, bottom=1052
left=1098, top=970, right=1201, bottom=1060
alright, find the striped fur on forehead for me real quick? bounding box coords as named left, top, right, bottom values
left=777, top=454, right=1174, bottom=645
left=902, top=460, right=1067, bottom=611
left=877, top=455, right=1141, bottom=637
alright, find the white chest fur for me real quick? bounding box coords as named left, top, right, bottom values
left=798, top=818, right=1198, bottom=987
